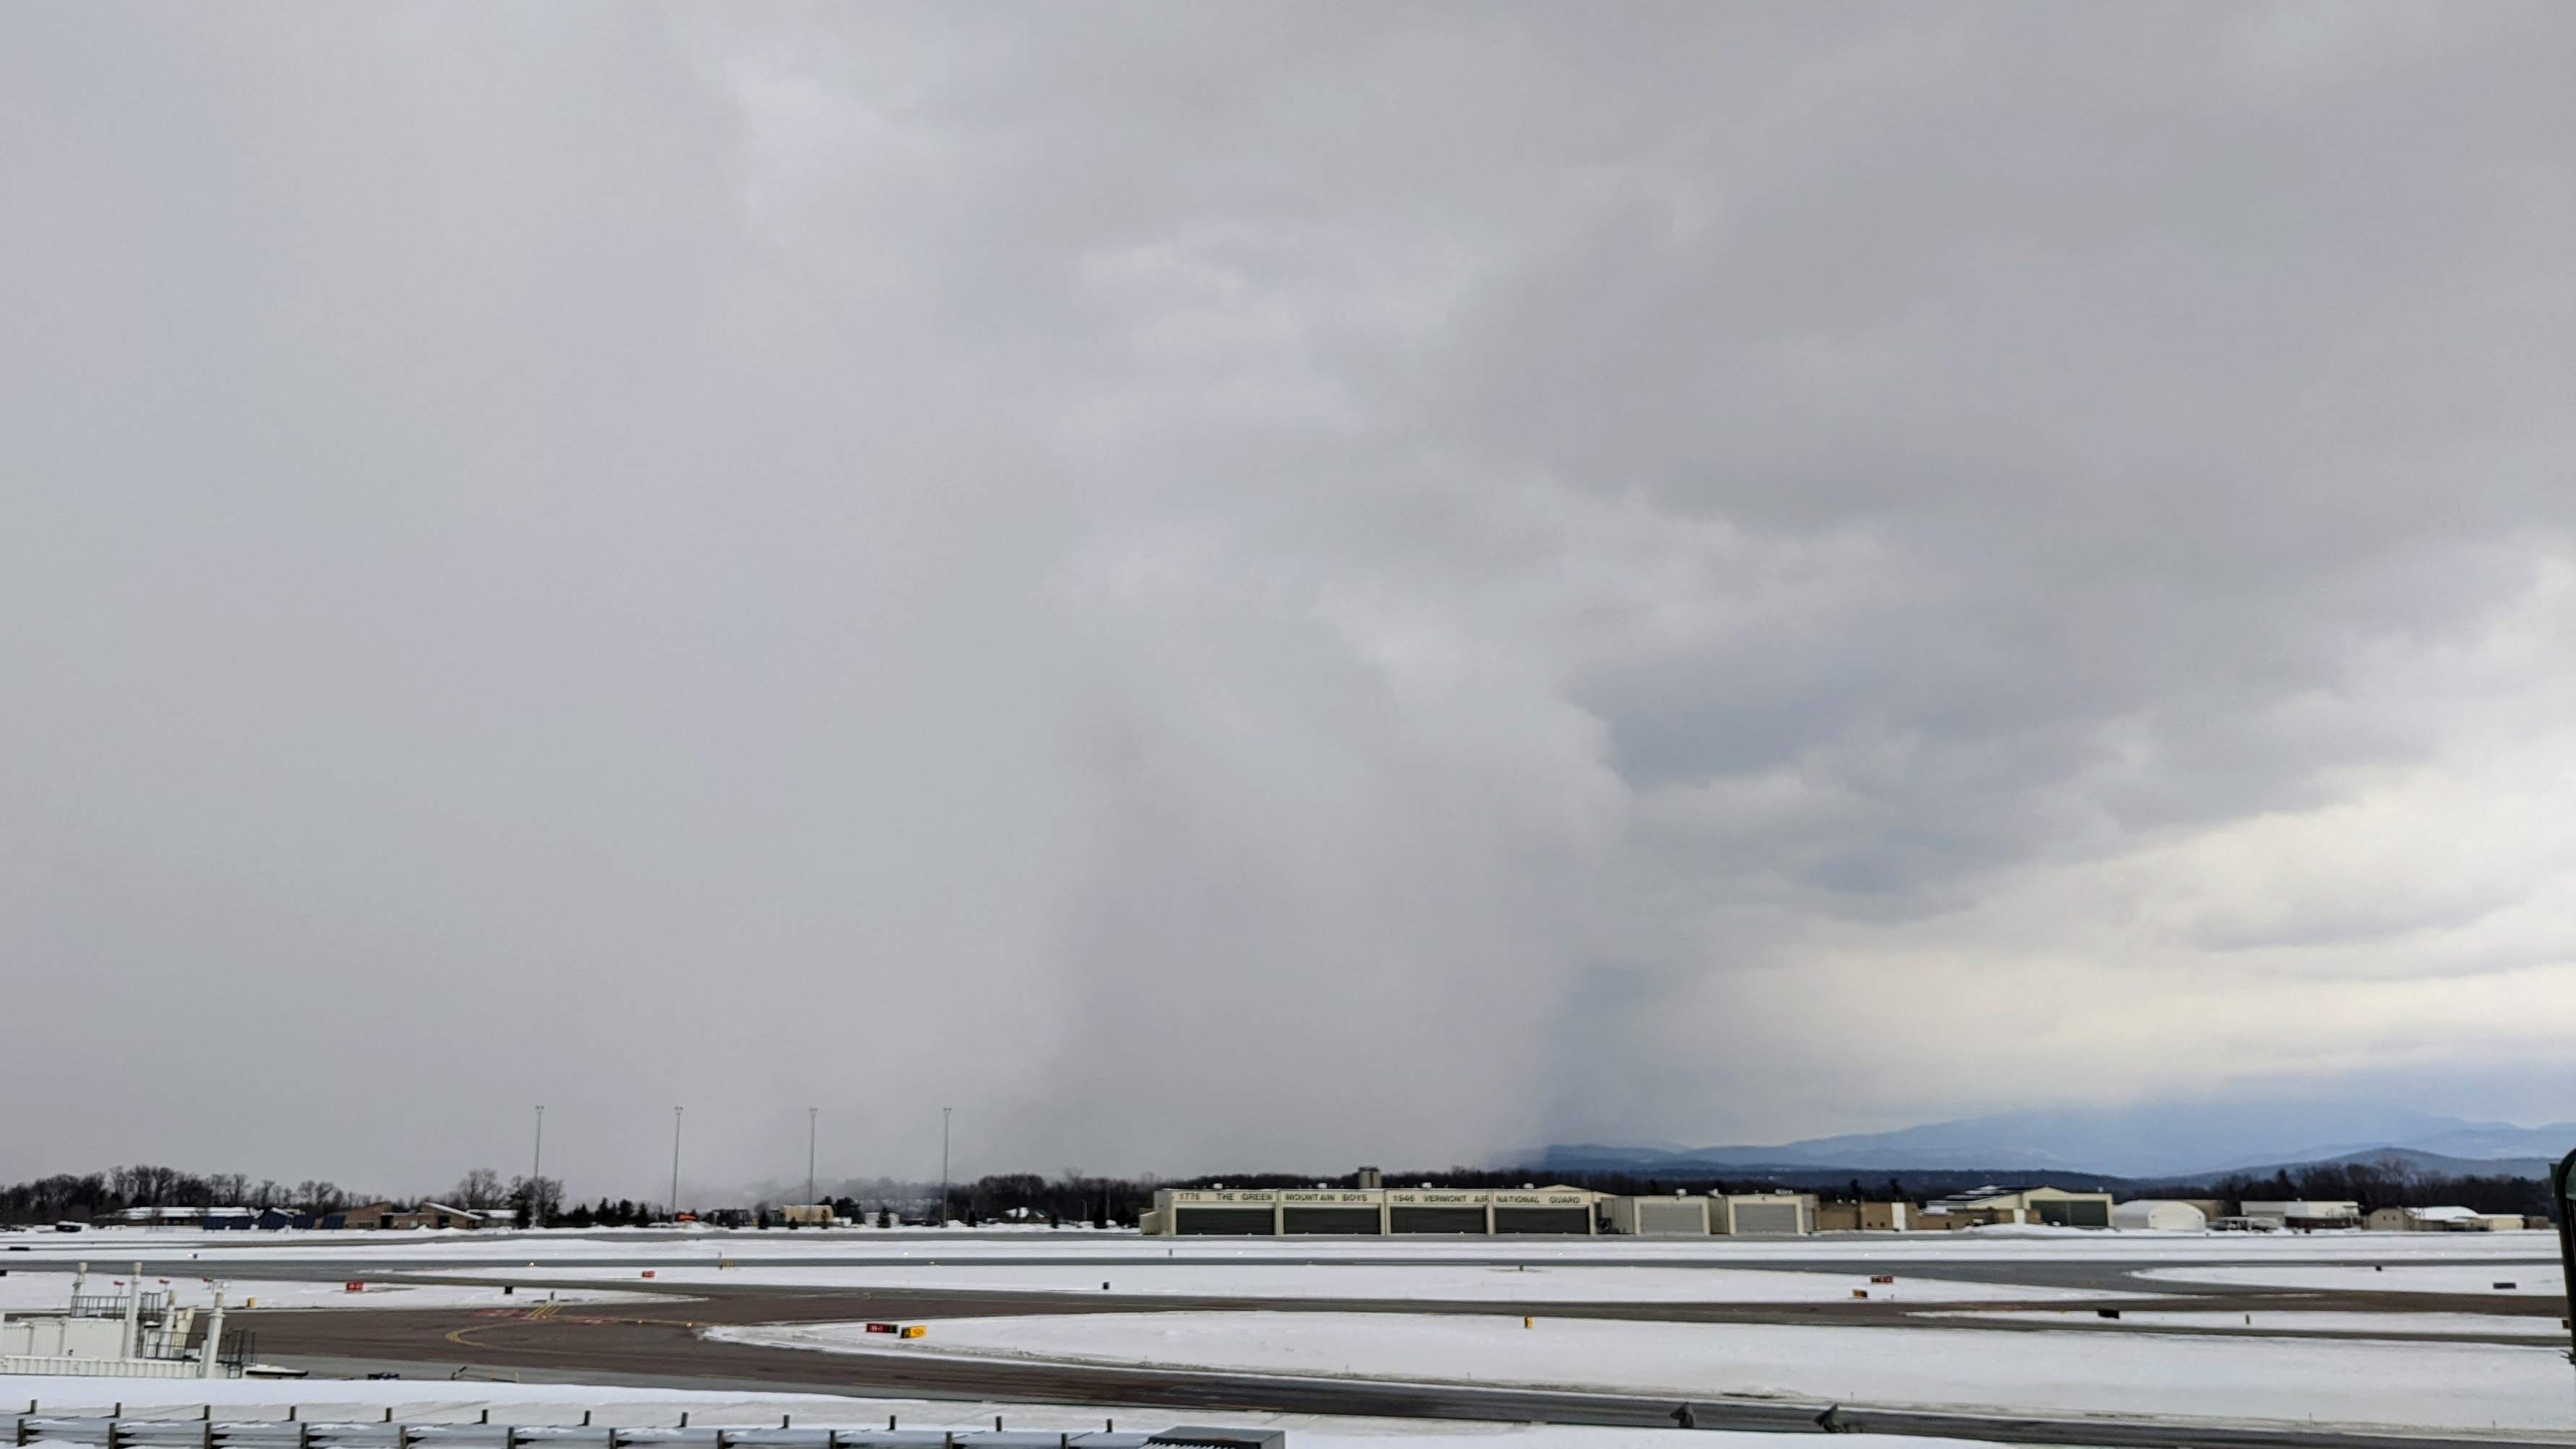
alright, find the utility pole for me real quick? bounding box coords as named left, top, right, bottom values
left=531, top=1104, right=546, bottom=1227
left=807, top=1107, right=819, bottom=1206
left=669, top=1106, right=685, bottom=1222
left=940, top=1106, right=952, bottom=1227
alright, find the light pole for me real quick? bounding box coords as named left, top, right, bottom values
left=807, top=1107, right=819, bottom=1207
left=2549, top=1149, right=2576, bottom=1400
left=532, top=1105, right=545, bottom=1226
left=669, top=1106, right=684, bottom=1222
left=940, top=1107, right=952, bottom=1227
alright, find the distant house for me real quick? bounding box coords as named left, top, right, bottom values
left=105, top=1206, right=256, bottom=1229
left=387, top=1203, right=492, bottom=1231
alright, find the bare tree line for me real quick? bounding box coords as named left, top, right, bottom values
left=2, top=1156, right=2550, bottom=1229
left=0, top=1165, right=565, bottom=1227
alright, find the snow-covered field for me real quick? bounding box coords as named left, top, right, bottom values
left=1931, top=1307, right=2563, bottom=1338
left=2, top=1226, right=2557, bottom=1266
left=0, top=1378, right=1987, bottom=1449
left=0, top=1271, right=646, bottom=1312
left=428, top=1260, right=2147, bottom=1305
left=718, top=1310, right=2576, bottom=1434
left=2137, top=1260, right=2564, bottom=1295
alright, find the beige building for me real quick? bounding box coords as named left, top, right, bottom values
left=1144, top=1185, right=1600, bottom=1236
left=1597, top=1192, right=1818, bottom=1236
left=391, top=1202, right=492, bottom=1230
left=1924, top=1185, right=2114, bottom=1228
left=1712, top=1193, right=1816, bottom=1235
left=1605, top=1195, right=1711, bottom=1236
left=1814, top=1201, right=1910, bottom=1232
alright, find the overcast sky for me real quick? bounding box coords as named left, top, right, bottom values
left=4, top=3, right=2572, bottom=1201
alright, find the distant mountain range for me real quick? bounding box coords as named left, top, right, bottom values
left=1521, top=1104, right=2574, bottom=1182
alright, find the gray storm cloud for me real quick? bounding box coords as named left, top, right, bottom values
left=3, top=3, right=2571, bottom=1199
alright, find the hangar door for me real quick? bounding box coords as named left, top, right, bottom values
left=1494, top=1207, right=1592, bottom=1234
left=1282, top=1207, right=1382, bottom=1234
left=1632, top=1200, right=1704, bottom=1235
left=2038, top=1199, right=2109, bottom=1228
left=1175, top=1207, right=1277, bottom=1235
left=1389, top=1206, right=1488, bottom=1234
left=1730, top=1202, right=1803, bottom=1235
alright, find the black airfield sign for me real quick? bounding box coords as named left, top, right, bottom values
left=2553, top=1149, right=2576, bottom=1368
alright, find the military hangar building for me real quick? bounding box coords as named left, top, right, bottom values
left=1605, top=1193, right=1709, bottom=1235
left=1142, top=1185, right=1600, bottom=1235
left=1923, top=1185, right=2115, bottom=1227
left=1712, top=1192, right=1815, bottom=1234
left=1604, top=1192, right=1816, bottom=1235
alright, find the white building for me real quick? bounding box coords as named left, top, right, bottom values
left=2112, top=1199, right=2208, bottom=1232
left=2240, top=1200, right=2360, bottom=1229
left=2364, top=1205, right=2526, bottom=1232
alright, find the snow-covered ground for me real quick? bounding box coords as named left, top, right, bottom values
left=2, top=1226, right=2557, bottom=1266
left=1930, top=1307, right=2563, bottom=1338
left=427, top=1261, right=2148, bottom=1305
left=0, top=1271, right=646, bottom=1313
left=2137, top=1260, right=2564, bottom=1295
left=0, top=1377, right=1986, bottom=1449
left=716, top=1310, right=2576, bottom=1434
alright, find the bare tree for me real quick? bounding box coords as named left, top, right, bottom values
left=451, top=1168, right=507, bottom=1209
left=508, top=1174, right=564, bottom=1225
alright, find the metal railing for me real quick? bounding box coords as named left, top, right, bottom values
left=4, top=1419, right=1283, bottom=1449
left=69, top=1295, right=172, bottom=1321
